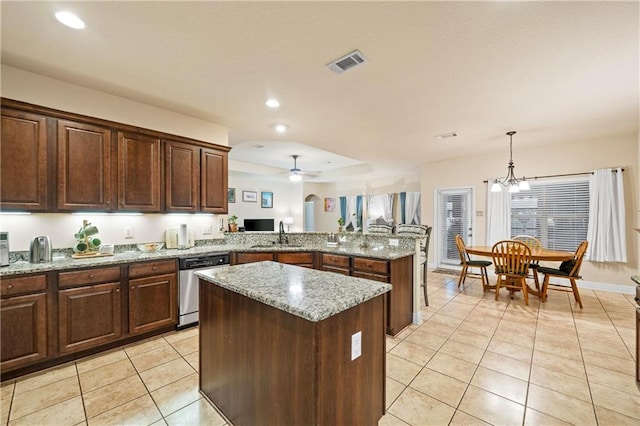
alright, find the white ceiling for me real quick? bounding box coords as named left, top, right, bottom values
left=1, top=1, right=638, bottom=181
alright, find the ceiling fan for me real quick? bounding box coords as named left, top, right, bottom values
left=287, top=155, right=318, bottom=181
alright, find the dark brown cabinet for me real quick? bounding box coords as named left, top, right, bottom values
left=277, top=252, right=315, bottom=268
left=200, top=147, right=228, bottom=213
left=165, top=141, right=228, bottom=213
left=117, top=132, right=162, bottom=211
left=57, top=266, right=122, bottom=354
left=0, top=275, right=50, bottom=371
left=57, top=119, right=112, bottom=211
left=0, top=109, right=49, bottom=211
left=234, top=252, right=275, bottom=264
left=128, top=260, right=177, bottom=335
left=320, top=253, right=351, bottom=276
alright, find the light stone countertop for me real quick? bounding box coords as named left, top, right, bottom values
left=0, top=242, right=414, bottom=277
left=196, top=261, right=392, bottom=322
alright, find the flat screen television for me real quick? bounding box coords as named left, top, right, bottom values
left=244, top=219, right=274, bottom=232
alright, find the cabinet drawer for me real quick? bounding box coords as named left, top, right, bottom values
left=58, top=267, right=121, bottom=289
left=277, top=252, right=314, bottom=265
left=353, top=257, right=389, bottom=275
left=352, top=271, right=389, bottom=283
left=322, top=266, right=351, bottom=276
left=129, top=260, right=177, bottom=279
left=321, top=253, right=350, bottom=269
left=1, top=274, right=46, bottom=297
left=235, top=252, right=274, bottom=264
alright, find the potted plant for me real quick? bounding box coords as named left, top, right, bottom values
left=228, top=215, right=239, bottom=232
left=337, top=217, right=344, bottom=233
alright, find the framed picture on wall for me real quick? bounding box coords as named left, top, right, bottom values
left=261, top=191, right=273, bottom=208
left=228, top=188, right=236, bottom=203
left=324, top=198, right=336, bottom=212
left=242, top=191, right=257, bottom=202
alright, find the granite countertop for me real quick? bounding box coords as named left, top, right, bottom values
left=0, top=243, right=414, bottom=277
left=196, top=261, right=392, bottom=322
left=632, top=275, right=640, bottom=285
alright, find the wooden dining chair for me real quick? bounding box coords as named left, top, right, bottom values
left=512, top=235, right=542, bottom=290
left=455, top=235, right=492, bottom=291
left=537, top=241, right=588, bottom=308
left=491, top=240, right=532, bottom=304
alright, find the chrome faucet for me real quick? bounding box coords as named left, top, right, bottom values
left=278, top=220, right=288, bottom=245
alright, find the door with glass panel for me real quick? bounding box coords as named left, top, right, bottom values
left=436, top=188, right=474, bottom=268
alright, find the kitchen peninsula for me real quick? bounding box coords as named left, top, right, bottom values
left=196, top=261, right=391, bottom=426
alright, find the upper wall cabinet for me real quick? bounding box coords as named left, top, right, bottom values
left=0, top=109, right=49, bottom=211
left=1, top=98, right=230, bottom=214
left=201, top=147, right=228, bottom=213
left=57, top=120, right=112, bottom=211
left=118, top=132, right=162, bottom=212
left=165, top=141, right=228, bottom=213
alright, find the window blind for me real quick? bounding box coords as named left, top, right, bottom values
left=510, top=178, right=589, bottom=252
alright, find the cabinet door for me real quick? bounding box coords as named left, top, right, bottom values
left=58, top=282, right=121, bottom=354
left=200, top=148, right=228, bottom=213
left=129, top=273, right=177, bottom=334
left=118, top=132, right=161, bottom=211
left=165, top=140, right=199, bottom=212
left=234, top=252, right=274, bottom=265
left=1, top=293, right=49, bottom=371
left=57, top=120, right=112, bottom=210
left=0, top=109, right=49, bottom=211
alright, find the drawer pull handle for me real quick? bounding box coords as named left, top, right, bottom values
left=131, top=286, right=134, bottom=290
left=152, top=267, right=157, bottom=271
left=89, top=274, right=95, bottom=279
left=7, top=284, right=12, bottom=290
left=366, top=263, right=372, bottom=267
left=115, top=289, right=120, bottom=293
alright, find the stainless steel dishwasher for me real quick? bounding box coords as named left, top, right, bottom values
left=178, top=253, right=230, bottom=328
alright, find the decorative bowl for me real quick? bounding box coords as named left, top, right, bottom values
left=137, top=242, right=164, bottom=253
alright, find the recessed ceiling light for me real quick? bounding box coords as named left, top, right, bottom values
left=274, top=124, right=288, bottom=133
left=55, top=11, right=85, bottom=29
left=265, top=99, right=280, bottom=108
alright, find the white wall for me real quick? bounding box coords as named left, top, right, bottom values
left=421, top=133, right=639, bottom=288
left=303, top=182, right=339, bottom=232
left=227, top=172, right=304, bottom=232
left=1, top=66, right=228, bottom=145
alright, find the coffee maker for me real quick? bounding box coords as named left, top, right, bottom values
left=29, top=236, right=52, bottom=263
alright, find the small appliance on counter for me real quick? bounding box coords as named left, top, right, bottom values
left=0, top=232, right=9, bottom=267
left=29, top=235, right=52, bottom=263
left=165, top=226, right=195, bottom=249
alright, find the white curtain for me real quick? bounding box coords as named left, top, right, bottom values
left=586, top=168, right=627, bottom=262
left=486, top=181, right=511, bottom=245
left=367, top=193, right=395, bottom=226
left=345, top=196, right=358, bottom=230
left=405, top=192, right=421, bottom=225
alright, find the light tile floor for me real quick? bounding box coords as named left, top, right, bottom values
left=1, top=272, right=638, bottom=425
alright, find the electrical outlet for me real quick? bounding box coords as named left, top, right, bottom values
left=202, top=225, right=213, bottom=235
left=124, top=227, right=134, bottom=239
left=351, top=331, right=362, bottom=360
left=389, top=239, right=399, bottom=247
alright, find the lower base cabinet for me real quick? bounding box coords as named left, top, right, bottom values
left=1, top=291, right=49, bottom=371
left=129, top=273, right=177, bottom=335
left=58, top=282, right=122, bottom=355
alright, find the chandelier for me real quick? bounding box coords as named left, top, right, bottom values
left=490, top=131, right=529, bottom=193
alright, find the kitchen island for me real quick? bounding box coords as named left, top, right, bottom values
left=196, top=261, right=392, bottom=426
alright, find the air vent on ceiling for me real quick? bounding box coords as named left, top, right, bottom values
left=327, top=50, right=368, bottom=74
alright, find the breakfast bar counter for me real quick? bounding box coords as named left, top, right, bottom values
left=196, top=261, right=392, bottom=426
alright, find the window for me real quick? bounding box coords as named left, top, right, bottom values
left=510, top=178, right=589, bottom=251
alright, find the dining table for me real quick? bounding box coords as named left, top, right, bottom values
left=464, top=245, right=574, bottom=297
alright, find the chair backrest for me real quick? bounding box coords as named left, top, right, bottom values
left=455, top=234, right=469, bottom=265
left=491, top=240, right=532, bottom=276
left=397, top=224, right=432, bottom=255
left=368, top=224, right=393, bottom=234
left=512, top=235, right=542, bottom=250
left=568, top=240, right=589, bottom=277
